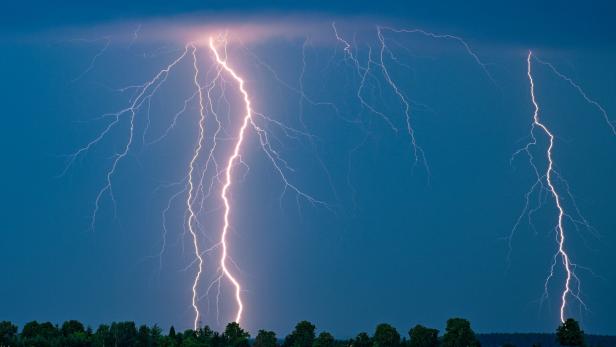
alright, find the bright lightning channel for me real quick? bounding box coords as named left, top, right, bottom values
left=526, top=50, right=575, bottom=323
left=204, top=35, right=328, bottom=325
left=208, top=36, right=247, bottom=324
left=512, top=50, right=612, bottom=323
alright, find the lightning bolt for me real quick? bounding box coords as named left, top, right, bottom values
left=185, top=42, right=207, bottom=329
left=203, top=35, right=329, bottom=325
left=525, top=50, right=575, bottom=323
left=208, top=36, right=247, bottom=324
left=510, top=50, right=612, bottom=323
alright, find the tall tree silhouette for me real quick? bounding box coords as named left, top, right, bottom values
left=408, top=324, right=439, bottom=347
left=373, top=324, right=401, bottom=347
left=284, top=321, right=316, bottom=347
left=441, top=318, right=480, bottom=347
left=557, top=319, right=585, bottom=346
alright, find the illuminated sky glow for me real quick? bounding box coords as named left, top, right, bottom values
left=2, top=4, right=616, bottom=336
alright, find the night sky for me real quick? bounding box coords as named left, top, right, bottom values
left=1, top=0, right=616, bottom=338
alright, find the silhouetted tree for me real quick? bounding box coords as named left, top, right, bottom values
left=62, top=320, right=86, bottom=337
left=0, top=321, right=17, bottom=346
left=408, top=325, right=438, bottom=347
left=22, top=321, right=59, bottom=340
left=179, top=329, right=200, bottom=347
left=255, top=330, right=277, bottom=347
left=161, top=326, right=178, bottom=347
left=556, top=318, right=585, bottom=346
left=182, top=333, right=209, bottom=347
left=313, top=332, right=335, bottom=347
left=19, top=321, right=60, bottom=347
left=6, top=316, right=601, bottom=347
left=222, top=322, right=250, bottom=347
left=373, top=324, right=400, bottom=347
left=137, top=324, right=152, bottom=347
left=184, top=329, right=197, bottom=339
left=150, top=325, right=162, bottom=347
left=211, top=331, right=225, bottom=347
left=93, top=324, right=112, bottom=347
left=284, top=321, right=316, bottom=347
left=64, top=331, right=91, bottom=347
left=441, top=318, right=480, bottom=347
left=199, top=326, right=214, bottom=338
left=169, top=326, right=177, bottom=339
left=110, top=321, right=138, bottom=347
left=353, top=332, right=371, bottom=347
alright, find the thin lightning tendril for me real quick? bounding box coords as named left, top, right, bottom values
left=186, top=42, right=206, bottom=329
left=64, top=46, right=191, bottom=230
left=331, top=23, right=398, bottom=132
left=376, top=26, right=426, bottom=169
left=533, top=57, right=616, bottom=136
left=378, top=26, right=495, bottom=84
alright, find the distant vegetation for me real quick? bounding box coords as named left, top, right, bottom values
left=0, top=317, right=603, bottom=347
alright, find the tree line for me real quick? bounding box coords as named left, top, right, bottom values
left=0, top=317, right=587, bottom=347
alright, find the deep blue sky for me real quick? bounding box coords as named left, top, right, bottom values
left=1, top=0, right=616, bottom=338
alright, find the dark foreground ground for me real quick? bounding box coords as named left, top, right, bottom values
left=477, top=333, right=616, bottom=347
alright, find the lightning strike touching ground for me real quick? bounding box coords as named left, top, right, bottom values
left=186, top=42, right=206, bottom=329
left=194, top=35, right=329, bottom=325
left=509, top=50, right=613, bottom=324
left=208, top=36, right=246, bottom=324
left=524, top=50, right=576, bottom=323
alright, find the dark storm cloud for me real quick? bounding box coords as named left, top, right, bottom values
left=2, top=0, right=616, bottom=47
